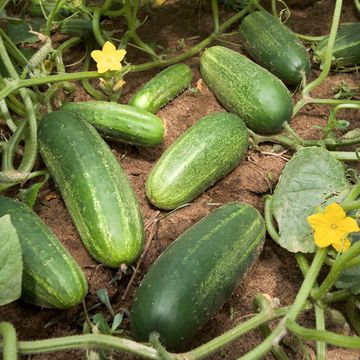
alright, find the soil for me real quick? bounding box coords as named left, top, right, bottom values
left=1, top=1, right=360, bottom=359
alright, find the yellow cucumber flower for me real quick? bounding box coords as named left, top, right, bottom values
left=307, top=202, right=359, bottom=253
left=91, top=41, right=126, bottom=74
left=155, top=0, right=166, bottom=6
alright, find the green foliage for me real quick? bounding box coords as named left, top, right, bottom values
left=271, top=147, right=351, bottom=253
left=336, top=231, right=360, bottom=294
left=0, top=214, right=22, bottom=306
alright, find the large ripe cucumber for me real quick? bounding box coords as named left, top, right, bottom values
left=38, top=110, right=144, bottom=268
left=0, top=196, right=88, bottom=309
left=239, top=11, right=311, bottom=85
left=128, top=64, right=192, bottom=113
left=61, top=101, right=164, bottom=147
left=146, top=112, right=248, bottom=210
left=131, top=202, right=265, bottom=349
left=314, top=23, right=360, bottom=68
left=200, top=46, right=293, bottom=134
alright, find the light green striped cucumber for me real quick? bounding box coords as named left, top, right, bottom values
left=239, top=11, right=311, bottom=85
left=200, top=46, right=293, bottom=134
left=38, top=110, right=144, bottom=268
left=146, top=112, right=249, bottom=210
left=129, top=64, right=192, bottom=113
left=61, top=101, right=164, bottom=147
left=0, top=196, right=88, bottom=309
left=131, top=202, right=265, bottom=349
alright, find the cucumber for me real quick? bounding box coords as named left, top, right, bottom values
left=131, top=202, right=265, bottom=349
left=58, top=18, right=94, bottom=39
left=314, top=23, right=360, bottom=68
left=200, top=46, right=293, bottom=134
left=128, top=64, right=192, bottom=113
left=38, top=110, right=144, bottom=268
left=146, top=112, right=248, bottom=210
left=61, top=101, right=164, bottom=147
left=0, top=196, right=88, bottom=309
left=239, top=11, right=311, bottom=85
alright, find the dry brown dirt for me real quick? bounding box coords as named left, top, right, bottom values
left=1, top=1, right=360, bottom=359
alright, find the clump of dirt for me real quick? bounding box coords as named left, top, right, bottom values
left=1, top=1, right=360, bottom=359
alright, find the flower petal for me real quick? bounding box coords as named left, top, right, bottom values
left=102, top=41, right=116, bottom=56
left=91, top=50, right=103, bottom=62
left=314, top=229, right=338, bottom=248
left=114, top=49, right=127, bottom=62
left=109, top=62, right=122, bottom=71
left=337, top=217, right=360, bottom=234
left=332, top=238, right=351, bottom=253
left=97, top=62, right=110, bottom=73
left=307, top=212, right=331, bottom=230
left=324, top=202, right=346, bottom=222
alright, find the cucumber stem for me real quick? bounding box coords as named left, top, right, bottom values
left=301, top=0, right=343, bottom=96
left=235, top=248, right=327, bottom=360
left=0, top=322, right=17, bottom=360
left=313, top=242, right=360, bottom=302
left=286, top=319, right=360, bottom=348
left=211, top=0, right=220, bottom=33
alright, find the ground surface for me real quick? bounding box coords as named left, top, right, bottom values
left=1, top=0, right=360, bottom=359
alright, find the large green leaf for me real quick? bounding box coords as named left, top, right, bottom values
left=271, top=147, right=351, bottom=253
left=4, top=18, right=43, bottom=44
left=335, top=231, right=360, bottom=294
left=0, top=214, right=22, bottom=306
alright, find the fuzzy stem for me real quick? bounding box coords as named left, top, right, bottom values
left=313, top=242, right=360, bottom=302
left=324, top=289, right=353, bottom=304
left=12, top=335, right=159, bottom=359
left=211, top=0, right=220, bottom=33
left=286, top=319, right=360, bottom=348
left=301, top=0, right=343, bottom=96
left=0, top=322, right=17, bottom=360
left=264, top=195, right=280, bottom=242
left=238, top=248, right=327, bottom=360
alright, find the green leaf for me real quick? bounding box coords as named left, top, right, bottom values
left=111, top=313, right=123, bottom=332
left=96, top=288, right=114, bottom=317
left=335, top=231, right=360, bottom=294
left=19, top=182, right=43, bottom=209
left=271, top=147, right=351, bottom=253
left=0, top=214, right=22, bottom=306
left=93, top=313, right=111, bottom=335
left=4, top=18, right=43, bottom=44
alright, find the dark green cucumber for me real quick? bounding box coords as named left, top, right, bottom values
left=146, top=112, right=248, bottom=210
left=58, top=18, right=94, bottom=39
left=38, top=110, right=144, bottom=268
left=314, top=23, right=360, bottom=67
left=128, top=64, right=192, bottom=113
left=0, top=196, right=88, bottom=309
left=239, top=11, right=311, bottom=85
left=200, top=46, right=293, bottom=134
left=131, top=202, right=265, bottom=349
left=61, top=101, right=164, bottom=147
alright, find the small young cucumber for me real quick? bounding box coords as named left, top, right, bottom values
left=239, top=11, right=311, bottom=85
left=61, top=101, right=164, bottom=147
left=146, top=112, right=249, bottom=210
left=38, top=110, right=145, bottom=268
left=58, top=18, right=94, bottom=39
left=314, top=23, right=360, bottom=68
left=200, top=46, right=293, bottom=134
left=131, top=202, right=265, bottom=349
left=0, top=196, right=88, bottom=309
left=128, top=64, right=192, bottom=113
